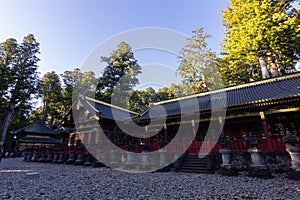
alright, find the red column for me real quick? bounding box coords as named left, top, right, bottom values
left=260, top=111, right=272, bottom=151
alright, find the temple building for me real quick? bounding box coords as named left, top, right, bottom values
left=11, top=122, right=69, bottom=156
left=19, top=73, right=300, bottom=176
left=67, top=72, right=300, bottom=172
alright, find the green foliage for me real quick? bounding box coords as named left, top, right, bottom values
left=128, top=88, right=151, bottom=112
left=177, top=28, right=223, bottom=93
left=128, top=85, right=196, bottom=112
left=161, top=83, right=195, bottom=98
left=129, top=87, right=161, bottom=112
left=38, top=71, right=63, bottom=126
left=221, top=0, right=300, bottom=84
left=96, top=42, right=141, bottom=108
left=60, top=68, right=81, bottom=114
left=29, top=68, right=97, bottom=126
left=61, top=68, right=97, bottom=107
left=28, top=107, right=43, bottom=123
left=157, top=86, right=178, bottom=101
left=0, top=34, right=40, bottom=142
left=76, top=71, right=98, bottom=98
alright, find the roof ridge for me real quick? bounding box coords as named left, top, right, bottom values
left=14, top=121, right=56, bottom=134
left=84, top=96, right=139, bottom=115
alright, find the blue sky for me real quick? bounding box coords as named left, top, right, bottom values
left=0, top=0, right=229, bottom=78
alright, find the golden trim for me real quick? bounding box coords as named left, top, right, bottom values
left=260, top=111, right=265, bottom=120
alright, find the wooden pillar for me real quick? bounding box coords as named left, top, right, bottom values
left=91, top=130, right=97, bottom=155
left=164, top=123, right=168, bottom=144
left=145, top=126, right=149, bottom=145
left=192, top=120, right=196, bottom=140
left=219, top=117, right=225, bottom=136
left=13, top=134, right=20, bottom=156
left=260, top=112, right=270, bottom=137
left=95, top=129, right=100, bottom=145
left=87, top=131, right=92, bottom=146
left=124, top=134, right=127, bottom=145
left=113, top=126, right=117, bottom=144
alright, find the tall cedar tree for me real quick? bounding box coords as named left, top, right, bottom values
left=96, top=42, right=141, bottom=108
left=177, top=28, right=222, bottom=93
left=60, top=68, right=81, bottom=116
left=221, top=0, right=300, bottom=85
left=0, top=34, right=40, bottom=143
left=38, top=71, right=63, bottom=126
left=61, top=68, right=97, bottom=113
left=29, top=68, right=97, bottom=126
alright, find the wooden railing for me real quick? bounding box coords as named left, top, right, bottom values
left=79, top=137, right=288, bottom=155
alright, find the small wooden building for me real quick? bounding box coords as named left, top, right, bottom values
left=11, top=122, right=68, bottom=156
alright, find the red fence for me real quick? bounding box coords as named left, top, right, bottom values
left=86, top=137, right=287, bottom=155
left=151, top=138, right=286, bottom=154
left=189, top=137, right=286, bottom=154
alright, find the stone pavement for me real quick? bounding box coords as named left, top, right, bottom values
left=0, top=157, right=299, bottom=199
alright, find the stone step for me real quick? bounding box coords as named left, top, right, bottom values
left=176, top=154, right=215, bottom=174
left=176, top=168, right=214, bottom=174
left=182, top=160, right=209, bottom=164
left=179, top=166, right=207, bottom=170
left=181, top=163, right=208, bottom=167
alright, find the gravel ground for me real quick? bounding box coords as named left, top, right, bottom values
left=0, top=157, right=299, bottom=200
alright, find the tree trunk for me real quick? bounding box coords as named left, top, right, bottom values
left=259, top=56, right=270, bottom=79
left=1, top=103, right=15, bottom=143
left=42, top=98, right=48, bottom=124
left=201, top=74, right=208, bottom=91
left=268, top=54, right=280, bottom=77
left=49, top=117, right=55, bottom=127
left=270, top=63, right=280, bottom=77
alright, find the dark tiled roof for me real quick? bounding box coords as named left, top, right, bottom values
left=79, top=97, right=138, bottom=121
left=78, top=73, right=300, bottom=122
left=133, top=73, right=300, bottom=120
left=14, top=122, right=57, bottom=135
